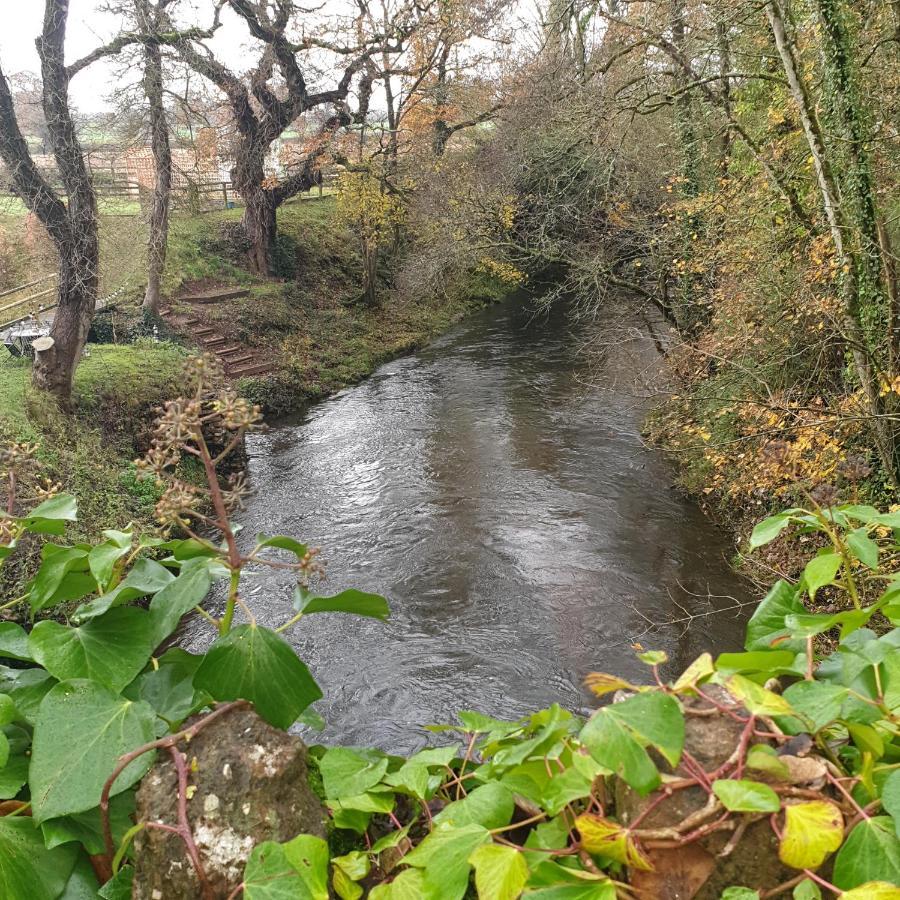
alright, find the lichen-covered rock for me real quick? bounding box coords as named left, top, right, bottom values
left=132, top=706, right=326, bottom=899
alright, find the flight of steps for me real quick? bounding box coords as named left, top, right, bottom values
left=160, top=287, right=273, bottom=379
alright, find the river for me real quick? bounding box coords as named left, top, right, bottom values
left=183, top=295, right=753, bottom=752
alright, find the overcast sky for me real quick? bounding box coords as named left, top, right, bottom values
left=0, top=2, right=274, bottom=113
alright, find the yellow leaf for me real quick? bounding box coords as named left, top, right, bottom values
left=841, top=883, right=900, bottom=899
left=778, top=801, right=844, bottom=869
left=575, top=814, right=653, bottom=871
left=584, top=672, right=635, bottom=698
left=723, top=674, right=795, bottom=717
left=672, top=653, right=714, bottom=693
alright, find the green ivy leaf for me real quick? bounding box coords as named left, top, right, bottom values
left=404, top=822, right=491, bottom=900
left=0, top=666, right=57, bottom=725
left=123, top=648, right=211, bottom=725
left=749, top=512, right=794, bottom=549
left=41, top=791, right=135, bottom=856
left=802, top=553, right=842, bottom=600
left=469, top=844, right=529, bottom=900
left=29, top=545, right=91, bottom=612
left=745, top=580, right=806, bottom=652
left=720, top=889, right=760, bottom=900
left=0, top=623, right=33, bottom=663
left=712, top=779, right=781, bottom=813
left=521, top=884, right=616, bottom=899
left=434, top=782, right=514, bottom=830
left=782, top=681, right=847, bottom=732
left=29, top=608, right=157, bottom=694
left=194, top=624, right=322, bottom=730
left=29, top=679, right=156, bottom=823
left=292, top=586, right=389, bottom=620
left=368, top=868, right=427, bottom=899
left=847, top=528, right=879, bottom=569
left=580, top=692, right=683, bottom=795
left=147, top=558, right=213, bottom=644
left=59, top=852, right=105, bottom=900
left=255, top=534, right=309, bottom=559
left=282, top=834, right=330, bottom=899
left=0, top=725, right=31, bottom=797
left=833, top=817, right=900, bottom=889
left=881, top=769, right=900, bottom=836
left=21, top=494, right=78, bottom=535
left=319, top=747, right=390, bottom=799
left=792, top=878, right=822, bottom=900
left=87, top=531, right=132, bottom=590
left=74, top=558, right=175, bottom=623
left=0, top=816, right=78, bottom=900
left=98, top=866, right=133, bottom=899
left=243, top=837, right=327, bottom=900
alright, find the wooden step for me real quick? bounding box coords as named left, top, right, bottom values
left=229, top=361, right=272, bottom=377
left=217, top=344, right=246, bottom=357
left=193, top=327, right=217, bottom=338
left=179, top=288, right=251, bottom=304
left=202, top=337, right=228, bottom=349
left=222, top=352, right=254, bottom=366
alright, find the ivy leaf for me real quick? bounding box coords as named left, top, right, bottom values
left=0, top=816, right=78, bottom=900
left=802, top=553, right=842, bottom=600
left=847, top=528, right=879, bottom=569
left=579, top=692, right=684, bottom=796
left=468, top=844, right=529, bottom=900
left=98, top=866, right=133, bottom=899
left=778, top=801, right=844, bottom=870
left=791, top=878, right=822, bottom=900
left=292, top=586, right=389, bottom=620
left=74, top=558, right=175, bottom=623
left=712, top=779, right=781, bottom=813
left=60, top=852, right=107, bottom=899
left=0, top=623, right=33, bottom=663
left=124, top=648, right=211, bottom=725
left=147, top=558, right=213, bottom=645
left=41, top=791, right=135, bottom=855
left=29, top=679, right=156, bottom=823
left=21, top=494, right=78, bottom=535
left=522, top=881, right=617, bottom=898
left=368, top=869, right=427, bottom=899
left=749, top=512, right=794, bottom=549
left=720, top=890, right=760, bottom=900
left=833, top=817, right=900, bottom=890
left=194, top=624, right=322, bottom=729
left=672, top=653, right=714, bottom=693
left=583, top=673, right=635, bottom=698
left=542, top=767, right=595, bottom=816
left=403, top=823, right=490, bottom=900
left=243, top=836, right=329, bottom=900
left=0, top=725, right=29, bottom=798
left=0, top=665, right=56, bottom=725
left=782, top=681, right=847, bottom=732
left=881, top=769, right=900, bottom=836
left=87, top=530, right=132, bottom=590
left=723, top=674, right=794, bottom=717
left=839, top=883, right=900, bottom=899
left=29, top=608, right=157, bottom=694
left=745, top=580, right=806, bottom=652
left=318, top=747, right=389, bottom=799
left=745, top=745, right=790, bottom=781
left=255, top=535, right=309, bottom=559
left=29, top=545, right=91, bottom=612
left=574, top=813, right=652, bottom=869
left=434, top=782, right=514, bottom=830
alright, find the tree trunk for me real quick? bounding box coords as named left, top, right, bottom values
left=362, top=240, right=378, bottom=306
left=140, top=2, right=172, bottom=315
left=242, top=185, right=277, bottom=276
left=0, top=0, right=99, bottom=406
left=34, top=250, right=96, bottom=402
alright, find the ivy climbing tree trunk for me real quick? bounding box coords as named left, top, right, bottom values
left=0, top=0, right=99, bottom=407
left=765, top=0, right=898, bottom=481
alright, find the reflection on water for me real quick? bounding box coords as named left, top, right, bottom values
left=182, top=297, right=753, bottom=751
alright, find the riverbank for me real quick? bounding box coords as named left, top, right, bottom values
left=0, top=201, right=506, bottom=603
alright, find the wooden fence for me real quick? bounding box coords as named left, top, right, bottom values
left=0, top=273, right=58, bottom=330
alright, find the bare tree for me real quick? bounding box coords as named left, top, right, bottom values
left=0, top=0, right=99, bottom=405
left=164, top=0, right=415, bottom=276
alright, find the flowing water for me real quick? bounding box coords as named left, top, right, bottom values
left=183, top=296, right=754, bottom=752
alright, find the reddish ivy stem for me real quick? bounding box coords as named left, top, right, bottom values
left=168, top=745, right=213, bottom=898
left=99, top=701, right=249, bottom=879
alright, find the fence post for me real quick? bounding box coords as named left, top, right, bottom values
left=222, top=182, right=229, bottom=209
